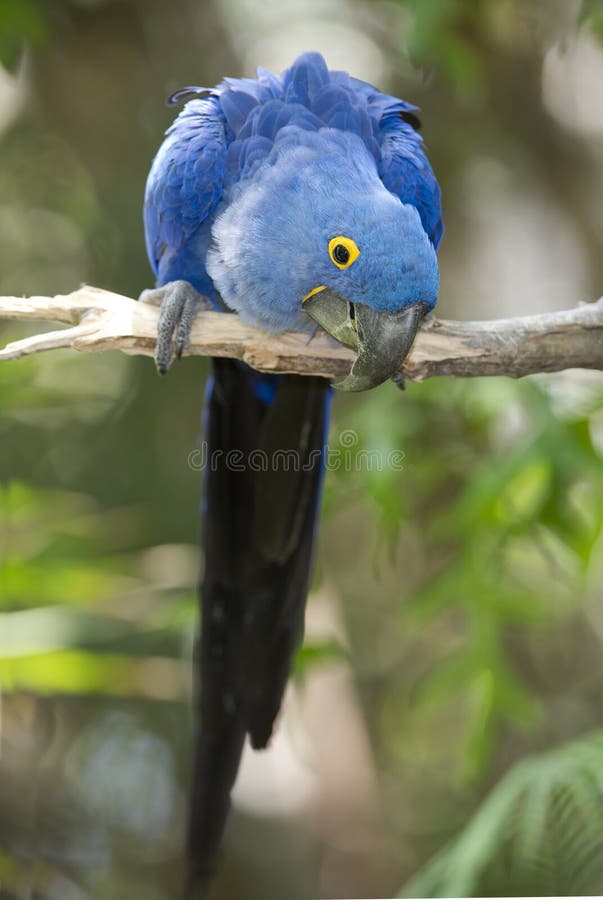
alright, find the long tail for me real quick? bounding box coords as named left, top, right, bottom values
left=187, top=358, right=330, bottom=890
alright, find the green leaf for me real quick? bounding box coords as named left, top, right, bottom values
left=402, top=731, right=603, bottom=897
left=0, top=0, right=48, bottom=70
left=293, top=640, right=347, bottom=679
left=0, top=648, right=184, bottom=699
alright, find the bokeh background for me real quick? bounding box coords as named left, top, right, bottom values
left=1, top=1, right=603, bottom=898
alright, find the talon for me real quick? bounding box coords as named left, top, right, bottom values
left=176, top=296, right=200, bottom=358
left=138, top=280, right=210, bottom=373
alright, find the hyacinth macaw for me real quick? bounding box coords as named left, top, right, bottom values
left=142, top=51, right=442, bottom=886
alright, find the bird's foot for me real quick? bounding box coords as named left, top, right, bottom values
left=139, top=280, right=212, bottom=374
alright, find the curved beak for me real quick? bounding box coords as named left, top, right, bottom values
left=304, top=289, right=426, bottom=392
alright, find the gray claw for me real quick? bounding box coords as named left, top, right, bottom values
left=176, top=294, right=204, bottom=359
left=139, top=280, right=210, bottom=374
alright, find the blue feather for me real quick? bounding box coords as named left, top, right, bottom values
left=143, top=51, right=443, bottom=318
left=219, top=89, right=258, bottom=134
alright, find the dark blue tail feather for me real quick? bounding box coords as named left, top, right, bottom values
left=187, top=360, right=330, bottom=887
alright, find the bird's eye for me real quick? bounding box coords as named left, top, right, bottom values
left=333, top=244, right=350, bottom=264
left=328, top=236, right=360, bottom=269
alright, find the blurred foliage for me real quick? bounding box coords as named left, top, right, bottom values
left=0, top=0, right=48, bottom=71
left=402, top=730, right=603, bottom=896
left=0, top=0, right=603, bottom=897
left=398, top=0, right=603, bottom=90
left=581, top=0, right=603, bottom=39
left=327, top=372, right=603, bottom=784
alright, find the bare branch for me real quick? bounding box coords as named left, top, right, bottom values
left=0, top=286, right=602, bottom=382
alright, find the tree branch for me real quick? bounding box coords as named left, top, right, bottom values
left=0, top=286, right=602, bottom=382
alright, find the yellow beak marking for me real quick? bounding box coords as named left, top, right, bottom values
left=301, top=285, right=327, bottom=304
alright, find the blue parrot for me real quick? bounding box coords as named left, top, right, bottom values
left=142, top=51, right=442, bottom=888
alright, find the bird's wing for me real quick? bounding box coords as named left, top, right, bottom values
left=377, top=113, right=444, bottom=250
left=143, top=94, right=228, bottom=289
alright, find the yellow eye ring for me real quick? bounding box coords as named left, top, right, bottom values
left=328, top=236, right=360, bottom=269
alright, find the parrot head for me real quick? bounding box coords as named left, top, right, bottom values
left=208, top=129, right=439, bottom=391
left=300, top=187, right=438, bottom=392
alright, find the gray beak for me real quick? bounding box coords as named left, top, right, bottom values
left=304, top=289, right=426, bottom=391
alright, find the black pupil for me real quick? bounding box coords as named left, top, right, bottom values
left=333, top=243, right=350, bottom=265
